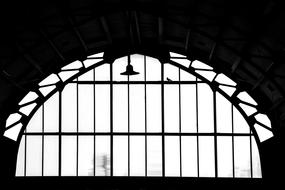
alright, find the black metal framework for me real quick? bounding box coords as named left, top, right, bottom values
left=13, top=53, right=265, bottom=178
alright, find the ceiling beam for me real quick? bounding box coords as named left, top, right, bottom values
left=133, top=11, right=141, bottom=45
left=99, top=16, right=112, bottom=44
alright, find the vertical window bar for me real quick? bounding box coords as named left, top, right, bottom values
left=42, top=104, right=44, bottom=176
left=144, top=55, right=147, bottom=177
left=213, top=91, right=218, bottom=178
left=93, top=68, right=96, bottom=176
left=250, top=130, right=253, bottom=178
left=24, top=134, right=27, bottom=177
left=195, top=77, right=200, bottom=177
left=127, top=68, right=130, bottom=177
left=161, top=61, right=165, bottom=177
left=59, top=91, right=62, bottom=176
left=110, top=62, right=114, bottom=177
left=76, top=80, right=79, bottom=176
left=231, top=104, right=235, bottom=178
left=178, top=68, right=182, bottom=177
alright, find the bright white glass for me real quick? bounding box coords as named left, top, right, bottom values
left=130, top=136, right=145, bottom=176
left=216, top=92, right=232, bottom=133
left=234, top=137, right=251, bottom=178
left=78, top=69, right=94, bottom=81
left=58, top=71, right=78, bottom=82
left=195, top=70, right=216, bottom=81
left=199, top=136, right=215, bottom=177
left=95, top=136, right=110, bottom=176
left=146, top=85, right=161, bottom=132
left=16, top=135, right=25, bottom=176
left=147, top=136, right=162, bottom=176
left=129, top=54, right=144, bottom=81
left=164, top=63, right=179, bottom=81
left=191, top=60, right=213, bottom=70
left=26, top=136, right=42, bottom=176
left=83, top=59, right=103, bottom=68
left=6, top=113, right=22, bottom=128
left=78, top=136, right=94, bottom=176
left=44, top=92, right=59, bottom=132
left=164, top=85, right=179, bottom=133
left=113, top=56, right=128, bottom=81
left=180, top=69, right=196, bottom=81
left=113, top=136, right=128, bottom=176
left=198, top=83, right=214, bottom=132
left=181, top=85, right=197, bottom=133
left=146, top=56, right=161, bottom=81
left=95, top=64, right=110, bottom=81
left=19, top=92, right=38, bottom=105
left=233, top=106, right=250, bottom=134
left=254, top=123, right=273, bottom=142
left=130, top=85, right=145, bottom=132
left=19, top=103, right=37, bottom=116
left=26, top=106, right=42, bottom=132
left=170, top=52, right=186, bottom=58
left=61, top=136, right=77, bottom=176
left=251, top=136, right=262, bottom=178
left=61, top=60, right=83, bottom=70
left=4, top=123, right=23, bottom=141
left=44, top=136, right=59, bottom=176
left=113, top=84, right=128, bottom=132
left=181, top=136, right=198, bottom=177
left=95, top=85, right=110, bottom=132
left=171, top=58, right=191, bottom=68
left=78, top=85, right=94, bottom=132
left=254, top=113, right=271, bottom=128
left=215, top=74, right=236, bottom=86
left=217, top=136, right=233, bottom=177
left=62, top=84, right=77, bottom=132
left=165, top=136, right=180, bottom=176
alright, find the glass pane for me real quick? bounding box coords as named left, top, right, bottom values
left=181, top=136, right=198, bottom=177
left=181, top=85, right=197, bottom=133
left=129, top=54, right=144, bottom=81
left=95, top=85, right=110, bottom=132
left=164, top=85, right=179, bottom=133
left=217, top=136, right=233, bottom=177
left=44, top=136, right=59, bottom=176
left=171, top=59, right=191, bottom=68
left=199, top=136, right=215, bottom=177
left=198, top=83, right=214, bottom=132
left=146, top=85, right=162, bottom=132
left=130, top=136, right=145, bottom=176
left=233, top=106, right=250, bottom=134
left=113, top=85, right=128, bottom=132
left=234, top=136, right=251, bottom=178
left=113, top=56, right=128, bottom=81
left=113, top=136, right=128, bottom=176
left=147, top=136, right=162, bottom=176
left=61, top=136, right=77, bottom=176
left=164, top=63, right=179, bottom=81
left=44, top=92, right=59, bottom=132
left=78, top=136, right=94, bottom=176
left=62, top=84, right=77, bottom=132
left=252, top=136, right=262, bottom=178
left=95, top=136, right=110, bottom=176
left=16, top=136, right=25, bottom=176
left=26, top=136, right=42, bottom=176
left=95, top=64, right=110, bottom=81
left=26, top=106, right=42, bottom=132
left=180, top=69, right=196, bottom=81
left=216, top=92, right=232, bottom=133
left=130, top=85, right=145, bottom=132
left=165, top=136, right=180, bottom=176
left=78, top=85, right=94, bottom=132
left=78, top=69, right=94, bottom=81
left=146, top=56, right=161, bottom=81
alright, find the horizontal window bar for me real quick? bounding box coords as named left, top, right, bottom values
left=69, top=81, right=205, bottom=85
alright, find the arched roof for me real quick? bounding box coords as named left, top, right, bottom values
left=0, top=0, right=284, bottom=183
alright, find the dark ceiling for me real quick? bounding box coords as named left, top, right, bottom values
left=1, top=0, right=285, bottom=141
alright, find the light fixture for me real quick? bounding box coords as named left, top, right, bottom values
left=120, top=55, right=139, bottom=76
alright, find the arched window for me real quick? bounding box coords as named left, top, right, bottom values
left=4, top=52, right=273, bottom=178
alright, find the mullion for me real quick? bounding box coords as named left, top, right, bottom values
left=127, top=71, right=130, bottom=177
left=178, top=68, right=182, bottom=177
left=144, top=55, right=147, bottom=177
left=42, top=104, right=44, bottom=176
left=250, top=131, right=253, bottom=178
left=76, top=81, right=79, bottom=176
left=232, top=104, right=235, bottom=178
left=196, top=77, right=200, bottom=177
left=93, top=68, right=96, bottom=176
left=161, top=61, right=165, bottom=177
left=110, top=62, right=114, bottom=177
left=59, top=91, right=62, bottom=176
left=213, top=91, right=218, bottom=178
left=24, top=134, right=27, bottom=177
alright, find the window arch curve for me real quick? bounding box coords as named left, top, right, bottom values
left=4, top=52, right=273, bottom=178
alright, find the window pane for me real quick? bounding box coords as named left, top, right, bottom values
left=165, top=136, right=180, bottom=176
left=113, top=136, right=128, bottom=176
left=113, top=85, right=128, bottom=132
left=26, top=136, right=42, bottom=176
left=95, top=64, right=110, bottom=81
left=78, top=69, right=93, bottom=81
left=180, top=69, right=196, bottom=81
left=44, top=136, right=59, bottom=176
left=95, top=136, right=110, bottom=176
left=26, top=106, right=42, bottom=132
left=147, top=136, right=162, bottom=176
left=146, top=85, right=162, bottom=132
left=181, top=136, right=198, bottom=177
left=146, top=56, right=161, bottom=81
left=198, top=83, right=214, bottom=132
left=164, top=85, right=179, bottom=133
left=95, top=85, right=110, bottom=132
left=44, top=92, right=59, bottom=132
left=129, top=54, right=144, bottom=81
left=217, top=136, right=233, bottom=177
left=78, top=136, right=94, bottom=176
left=130, top=136, right=145, bottom=176
left=233, top=107, right=250, bottom=134
left=78, top=85, right=94, bottom=132
left=16, top=136, right=25, bottom=176
left=164, top=63, right=179, bottom=81
left=199, top=136, right=215, bottom=177
left=216, top=92, right=232, bottom=133
left=252, top=136, right=262, bottom=178
left=61, top=136, right=77, bottom=176
left=113, top=56, right=128, bottom=81
left=181, top=85, right=196, bottom=133
left=62, top=84, right=77, bottom=132
left=234, top=136, right=251, bottom=178
left=130, top=85, right=145, bottom=132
